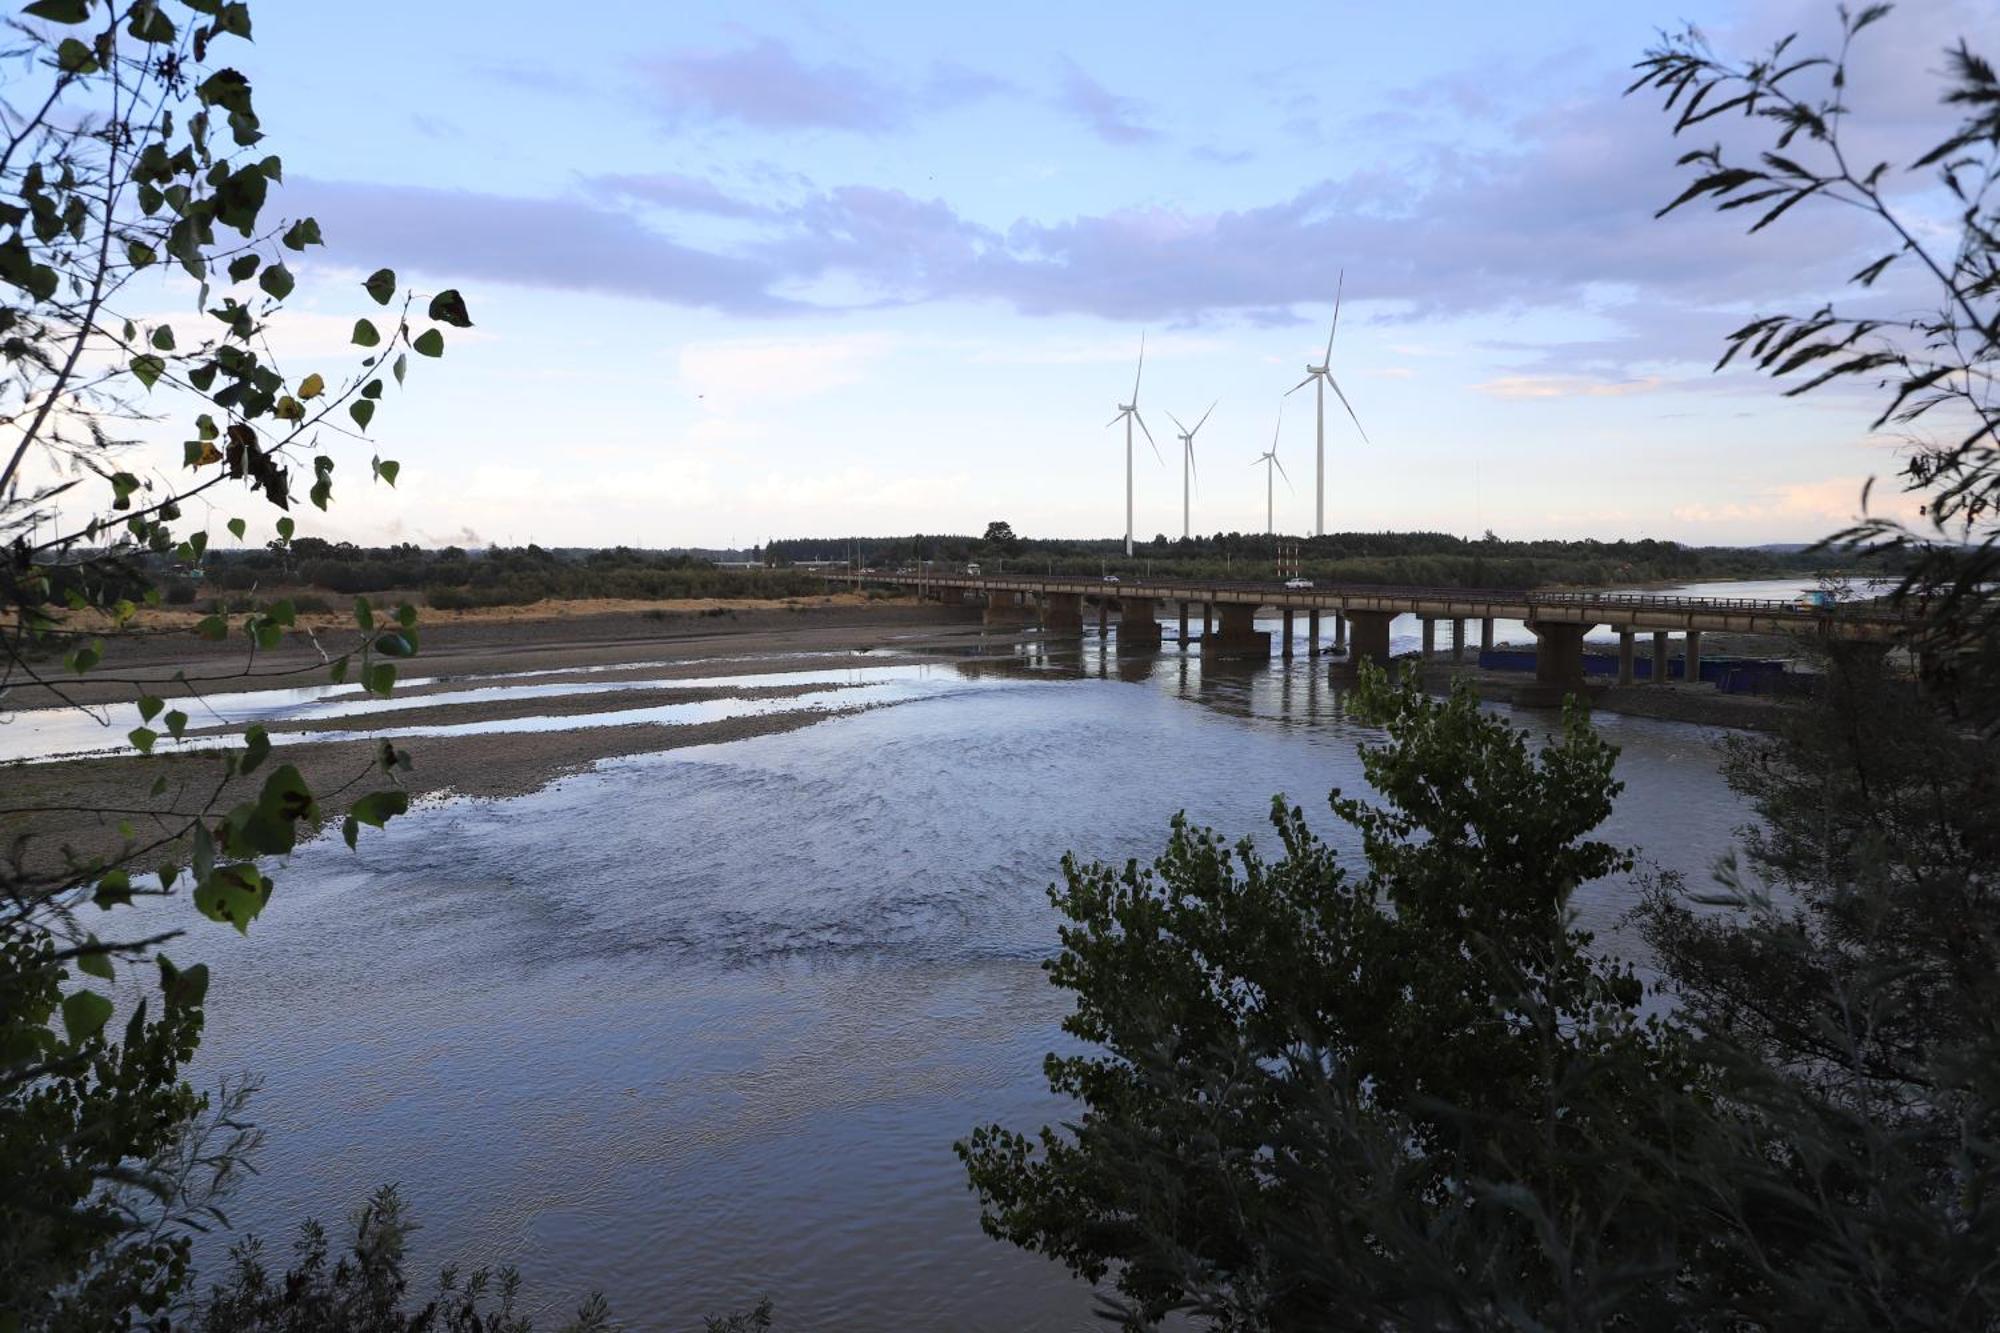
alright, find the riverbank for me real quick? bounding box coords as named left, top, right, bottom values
left=2, top=596, right=1013, bottom=867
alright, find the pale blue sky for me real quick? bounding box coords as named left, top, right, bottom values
left=130, top=1, right=2000, bottom=547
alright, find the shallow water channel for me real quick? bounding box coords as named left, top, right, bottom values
left=138, top=634, right=1754, bottom=1329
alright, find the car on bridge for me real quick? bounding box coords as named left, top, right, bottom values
left=1283, top=577, right=1314, bottom=590
left=1101, top=574, right=1120, bottom=584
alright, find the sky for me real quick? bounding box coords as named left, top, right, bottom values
left=78, top=0, right=2000, bottom=548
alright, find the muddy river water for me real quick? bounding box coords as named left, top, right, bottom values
left=106, top=604, right=1781, bottom=1329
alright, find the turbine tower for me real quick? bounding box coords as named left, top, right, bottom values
left=1253, top=404, right=1290, bottom=536
left=1165, top=400, right=1216, bottom=541
left=1107, top=334, right=1158, bottom=556
left=1284, top=270, right=1369, bottom=536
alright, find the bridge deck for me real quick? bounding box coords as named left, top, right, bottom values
left=828, top=572, right=1907, bottom=639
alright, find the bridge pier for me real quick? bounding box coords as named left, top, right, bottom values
left=938, top=584, right=968, bottom=606
left=1203, top=602, right=1214, bottom=640
left=1040, top=592, right=1083, bottom=636
left=1097, top=598, right=1109, bottom=637
left=1420, top=617, right=1436, bottom=658
left=1334, top=611, right=1347, bottom=651
left=1203, top=602, right=1270, bottom=659
left=1652, top=631, right=1669, bottom=685
left=1338, top=609, right=1395, bottom=675
left=1117, top=597, right=1162, bottom=652
left=1177, top=601, right=1189, bottom=648
left=1451, top=618, right=1466, bottom=663
left=1282, top=608, right=1295, bottom=658
left=1617, top=631, right=1635, bottom=685
left=983, top=589, right=1035, bottom=626
left=1684, top=630, right=1703, bottom=686
left=1520, top=619, right=1599, bottom=708
left=1481, top=617, right=1494, bottom=654
left=1308, top=609, right=1321, bottom=656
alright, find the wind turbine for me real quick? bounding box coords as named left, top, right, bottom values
left=1107, top=334, right=1159, bottom=556
left=1165, top=400, right=1216, bottom=541
left=1253, top=404, right=1290, bottom=536
left=1285, top=270, right=1369, bottom=536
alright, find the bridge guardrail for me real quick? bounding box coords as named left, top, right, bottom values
left=830, top=571, right=1913, bottom=622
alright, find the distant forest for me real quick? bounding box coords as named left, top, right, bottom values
left=168, top=528, right=1881, bottom=612
left=768, top=526, right=1884, bottom=591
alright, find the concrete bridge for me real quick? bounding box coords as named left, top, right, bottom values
left=829, top=570, right=1911, bottom=705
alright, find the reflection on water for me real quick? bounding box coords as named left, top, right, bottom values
left=133, top=636, right=1756, bottom=1331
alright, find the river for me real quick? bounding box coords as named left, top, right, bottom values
left=136, top=596, right=1779, bottom=1329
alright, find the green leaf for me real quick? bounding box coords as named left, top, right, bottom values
left=241, top=723, right=270, bottom=774
left=375, top=458, right=400, bottom=487
left=275, top=516, right=295, bottom=541
left=258, top=261, right=294, bottom=300
left=392, top=352, right=407, bottom=385
left=227, top=252, right=260, bottom=282
left=426, top=289, right=472, bottom=327
left=363, top=268, right=396, bottom=304
left=131, top=354, right=166, bottom=390
left=353, top=596, right=374, bottom=630
left=365, top=661, right=396, bottom=696
left=76, top=942, right=114, bottom=982
left=227, top=517, right=247, bottom=539
left=126, top=3, right=174, bottom=42
left=196, top=615, right=227, bottom=641
left=127, top=240, right=157, bottom=268
left=158, top=957, right=210, bottom=1007
left=395, top=603, right=418, bottom=629
left=351, top=318, right=381, bottom=348
left=93, top=870, right=133, bottom=910
left=349, top=399, right=375, bottom=430
left=349, top=788, right=410, bottom=831
left=60, top=990, right=113, bottom=1043
left=373, top=632, right=415, bottom=657
left=413, top=328, right=444, bottom=358
left=138, top=695, right=164, bottom=723
left=164, top=710, right=187, bottom=739
left=128, top=726, right=158, bottom=754
left=194, top=865, right=272, bottom=934
left=151, top=324, right=175, bottom=351
left=25, top=0, right=91, bottom=23
left=55, top=35, right=98, bottom=70
left=281, top=217, right=322, bottom=250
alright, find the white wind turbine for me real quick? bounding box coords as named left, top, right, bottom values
left=1253, top=404, right=1290, bottom=536
left=1165, top=400, right=1216, bottom=541
left=1107, top=334, right=1159, bottom=556
left=1285, top=270, right=1369, bottom=536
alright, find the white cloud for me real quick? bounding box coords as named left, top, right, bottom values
left=1473, top=374, right=1666, bottom=400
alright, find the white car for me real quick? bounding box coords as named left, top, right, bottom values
left=1283, top=577, right=1314, bottom=590
left=1101, top=574, right=1121, bottom=584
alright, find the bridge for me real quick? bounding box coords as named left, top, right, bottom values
left=828, top=570, right=1910, bottom=705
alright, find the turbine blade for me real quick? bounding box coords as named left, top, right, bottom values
left=1327, top=375, right=1370, bottom=443
left=1192, top=399, right=1216, bottom=436
left=1167, top=410, right=1188, bottom=436
left=1106, top=409, right=1126, bottom=428
left=1325, top=268, right=1344, bottom=364
left=1132, top=331, right=1146, bottom=403
left=1135, top=411, right=1161, bottom=462
left=1188, top=439, right=1198, bottom=485
left=1274, top=455, right=1292, bottom=488
left=1270, top=408, right=1283, bottom=449
left=1284, top=375, right=1313, bottom=396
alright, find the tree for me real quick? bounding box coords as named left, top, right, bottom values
left=1630, top=4, right=2000, bottom=721
left=958, top=668, right=1716, bottom=1330
left=981, top=519, right=1020, bottom=553
left=0, top=0, right=465, bottom=1319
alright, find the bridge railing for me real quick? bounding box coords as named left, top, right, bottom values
left=831, top=570, right=1912, bottom=622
